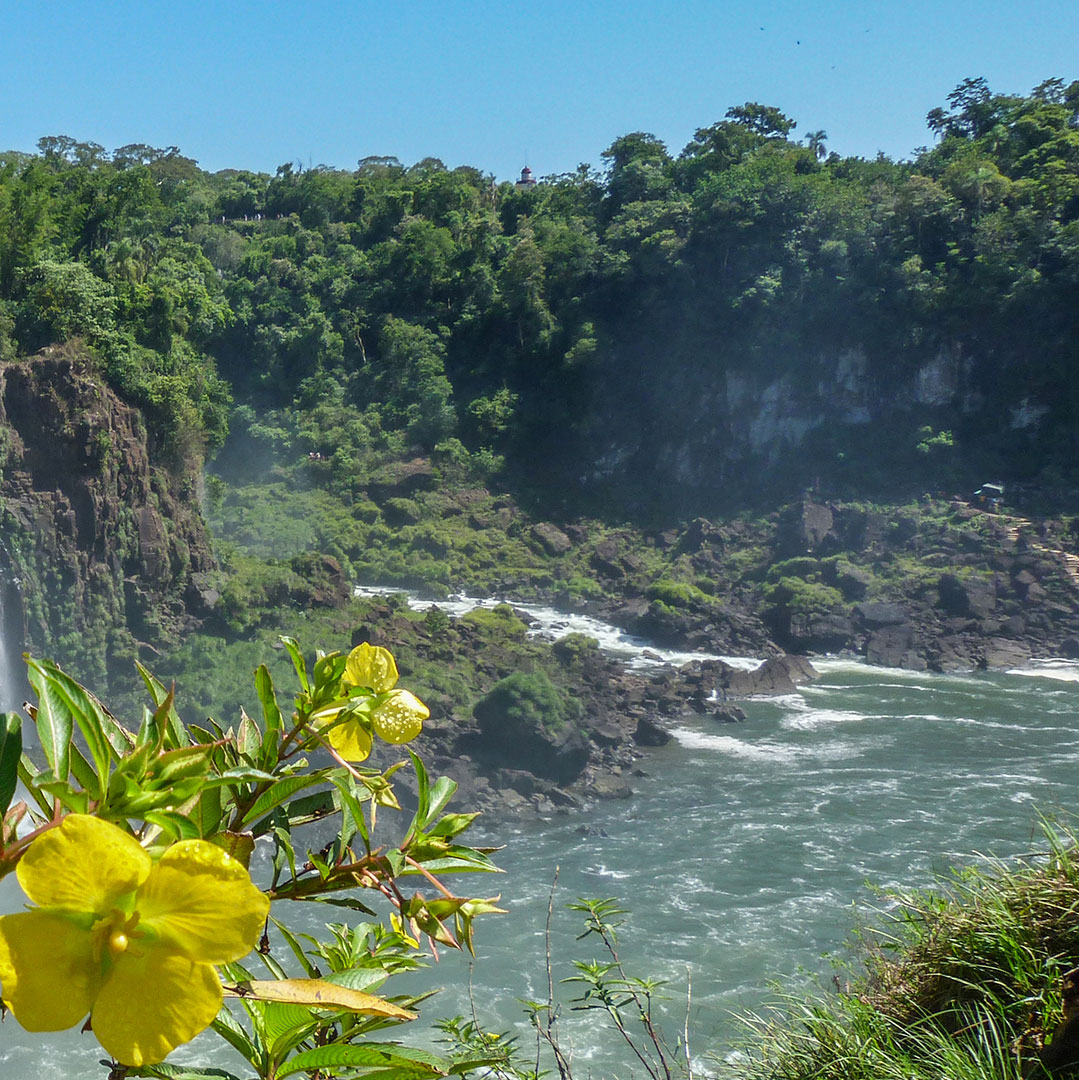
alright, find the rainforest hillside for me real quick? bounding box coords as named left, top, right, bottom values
left=0, top=77, right=1077, bottom=517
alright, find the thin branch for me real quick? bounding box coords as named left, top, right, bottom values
left=542, top=867, right=573, bottom=1080
left=683, top=967, right=693, bottom=1080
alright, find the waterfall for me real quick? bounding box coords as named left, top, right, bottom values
left=0, top=574, right=25, bottom=714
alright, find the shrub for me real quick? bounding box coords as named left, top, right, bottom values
left=552, top=632, right=601, bottom=666
left=473, top=668, right=580, bottom=735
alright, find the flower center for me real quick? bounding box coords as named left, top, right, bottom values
left=92, top=908, right=143, bottom=964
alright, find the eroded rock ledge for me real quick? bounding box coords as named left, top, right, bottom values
left=0, top=346, right=218, bottom=690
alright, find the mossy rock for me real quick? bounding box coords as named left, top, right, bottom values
left=472, top=668, right=588, bottom=782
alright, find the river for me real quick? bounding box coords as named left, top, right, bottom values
left=2, top=595, right=1078, bottom=1078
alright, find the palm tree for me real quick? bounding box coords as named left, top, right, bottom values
left=805, top=130, right=828, bottom=160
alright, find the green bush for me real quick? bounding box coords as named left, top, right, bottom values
left=460, top=603, right=529, bottom=641
left=382, top=497, right=423, bottom=525
left=472, top=668, right=580, bottom=734
left=763, top=576, right=844, bottom=615
left=552, top=632, right=601, bottom=666
left=645, top=578, right=715, bottom=609
left=765, top=556, right=821, bottom=583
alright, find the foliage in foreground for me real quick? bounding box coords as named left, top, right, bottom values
left=733, top=820, right=1079, bottom=1080
left=0, top=642, right=505, bottom=1078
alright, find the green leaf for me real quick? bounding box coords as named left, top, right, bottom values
left=0, top=713, right=21, bottom=816
left=298, top=895, right=378, bottom=915
left=224, top=979, right=417, bottom=1018
left=27, top=659, right=123, bottom=798
left=328, top=773, right=371, bottom=851
left=68, top=744, right=99, bottom=795
left=208, top=830, right=256, bottom=867
left=400, top=851, right=501, bottom=874
left=276, top=1044, right=446, bottom=1080
left=323, top=965, right=391, bottom=994
left=149, top=744, right=214, bottom=785
left=37, top=780, right=88, bottom=814
left=127, top=1064, right=244, bottom=1079
left=269, top=916, right=320, bottom=977
left=191, top=783, right=223, bottom=838
left=262, top=1000, right=319, bottom=1058
left=129, top=1065, right=244, bottom=1079
left=203, top=766, right=279, bottom=789
left=255, top=787, right=337, bottom=835
left=241, top=772, right=329, bottom=827
left=209, top=1009, right=261, bottom=1065
left=17, top=753, right=52, bottom=817
left=142, top=810, right=201, bottom=840
left=410, top=749, right=430, bottom=828
left=281, top=637, right=309, bottom=693
left=135, top=660, right=185, bottom=747
left=237, top=708, right=262, bottom=762
left=26, top=663, right=72, bottom=785
left=255, top=664, right=284, bottom=773
left=422, top=776, right=458, bottom=829
left=426, top=812, right=480, bottom=839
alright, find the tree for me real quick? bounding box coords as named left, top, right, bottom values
left=601, top=132, right=673, bottom=210
left=725, top=102, right=797, bottom=138
left=804, top=130, right=828, bottom=160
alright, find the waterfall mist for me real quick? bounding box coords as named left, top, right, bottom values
left=0, top=576, right=25, bottom=714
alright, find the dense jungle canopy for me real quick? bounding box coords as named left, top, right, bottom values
left=2, top=77, right=1078, bottom=512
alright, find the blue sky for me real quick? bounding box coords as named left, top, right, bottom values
left=2, top=1, right=1077, bottom=180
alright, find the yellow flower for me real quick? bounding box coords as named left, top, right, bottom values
left=0, top=814, right=270, bottom=1066
left=313, top=642, right=429, bottom=762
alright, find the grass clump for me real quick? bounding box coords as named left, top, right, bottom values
left=732, top=819, right=1079, bottom=1080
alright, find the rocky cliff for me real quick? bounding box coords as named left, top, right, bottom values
left=0, top=345, right=218, bottom=693
left=581, top=340, right=1038, bottom=510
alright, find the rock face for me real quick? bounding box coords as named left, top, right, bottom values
left=0, top=347, right=217, bottom=689
left=764, top=498, right=1079, bottom=670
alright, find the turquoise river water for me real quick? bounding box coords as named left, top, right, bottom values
left=2, top=599, right=1078, bottom=1078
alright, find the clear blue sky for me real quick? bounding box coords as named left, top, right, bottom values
left=2, top=0, right=1077, bottom=180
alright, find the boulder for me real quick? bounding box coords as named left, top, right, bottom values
left=634, top=715, right=671, bottom=746
left=726, top=654, right=818, bottom=696
left=712, top=705, right=747, bottom=723
left=865, top=622, right=915, bottom=668
left=938, top=573, right=996, bottom=618
left=835, top=564, right=872, bottom=600
left=531, top=522, right=573, bottom=556
left=982, top=638, right=1031, bottom=669
left=787, top=612, right=853, bottom=652
left=853, top=601, right=909, bottom=628
left=472, top=676, right=591, bottom=784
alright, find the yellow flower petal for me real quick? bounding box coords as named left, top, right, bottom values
left=324, top=716, right=374, bottom=762
left=344, top=642, right=398, bottom=693
left=17, top=815, right=151, bottom=913
left=92, top=948, right=223, bottom=1066
left=135, top=841, right=269, bottom=964
left=0, top=910, right=100, bottom=1030
left=371, top=689, right=428, bottom=744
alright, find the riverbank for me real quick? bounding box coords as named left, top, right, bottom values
left=208, top=484, right=1079, bottom=680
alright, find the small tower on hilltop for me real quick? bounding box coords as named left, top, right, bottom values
left=515, top=166, right=536, bottom=189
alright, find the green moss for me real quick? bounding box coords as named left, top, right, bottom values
left=765, top=557, right=821, bottom=583
left=645, top=578, right=715, bottom=608
left=460, top=604, right=529, bottom=641
left=764, top=576, right=844, bottom=616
